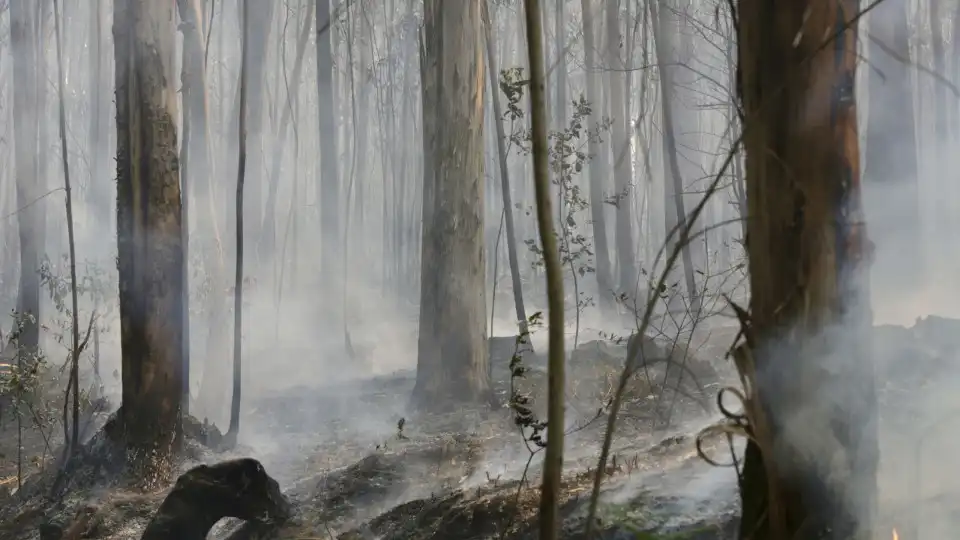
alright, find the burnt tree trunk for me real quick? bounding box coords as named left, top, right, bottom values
left=113, top=0, right=185, bottom=479
left=736, top=0, right=878, bottom=537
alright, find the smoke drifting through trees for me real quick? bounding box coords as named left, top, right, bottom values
left=3, top=0, right=960, bottom=537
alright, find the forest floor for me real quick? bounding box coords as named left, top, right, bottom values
left=2, top=316, right=960, bottom=539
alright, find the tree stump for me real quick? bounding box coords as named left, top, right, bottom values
left=140, top=458, right=290, bottom=540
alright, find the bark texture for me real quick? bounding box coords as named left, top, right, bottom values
left=113, top=0, right=185, bottom=480
left=412, top=0, right=491, bottom=409
left=736, top=0, right=878, bottom=537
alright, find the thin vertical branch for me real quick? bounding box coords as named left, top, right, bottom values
left=483, top=0, right=530, bottom=339
left=227, top=0, right=250, bottom=443
left=523, top=0, right=565, bottom=538
left=52, top=0, right=82, bottom=455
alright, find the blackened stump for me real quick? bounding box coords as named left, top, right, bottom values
left=140, top=458, right=290, bottom=540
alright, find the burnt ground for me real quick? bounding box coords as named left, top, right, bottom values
left=3, top=317, right=960, bottom=539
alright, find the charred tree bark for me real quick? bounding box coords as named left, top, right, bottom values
left=412, top=0, right=491, bottom=410
left=142, top=458, right=290, bottom=540
left=736, top=0, right=878, bottom=537
left=113, top=0, right=185, bottom=479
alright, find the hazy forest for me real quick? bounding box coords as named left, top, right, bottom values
left=2, top=0, right=960, bottom=538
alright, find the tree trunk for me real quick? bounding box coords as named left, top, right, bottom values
left=412, top=0, right=491, bottom=409
left=483, top=0, right=530, bottom=338
left=242, top=0, right=273, bottom=268
left=652, top=0, right=699, bottom=315
left=86, top=0, right=106, bottom=386
left=261, top=0, right=314, bottom=262
left=864, top=0, right=921, bottom=290
left=182, top=0, right=229, bottom=427
left=87, top=0, right=110, bottom=239
left=176, top=0, right=200, bottom=417
left=51, top=0, right=82, bottom=455
left=929, top=0, right=947, bottom=144
left=736, top=0, right=878, bottom=537
left=35, top=0, right=50, bottom=257
left=524, top=0, right=565, bottom=536
left=603, top=0, right=638, bottom=300
left=553, top=0, right=566, bottom=140
left=9, top=0, right=42, bottom=355
left=316, top=0, right=342, bottom=332
left=580, top=0, right=615, bottom=316
left=226, top=0, right=251, bottom=447
left=113, top=0, right=185, bottom=479
left=175, top=0, right=216, bottom=228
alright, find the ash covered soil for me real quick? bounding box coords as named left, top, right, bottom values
left=2, top=317, right=955, bottom=539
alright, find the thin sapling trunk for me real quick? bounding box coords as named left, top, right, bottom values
left=483, top=0, right=530, bottom=340
left=52, top=0, right=82, bottom=455
left=524, top=0, right=565, bottom=537
left=227, top=0, right=250, bottom=445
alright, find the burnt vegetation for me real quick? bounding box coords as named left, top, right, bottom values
left=1, top=0, right=958, bottom=539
